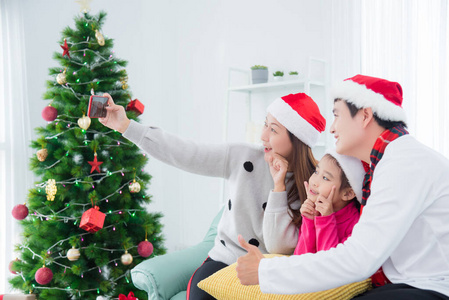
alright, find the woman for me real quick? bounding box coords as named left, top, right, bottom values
left=99, top=92, right=326, bottom=299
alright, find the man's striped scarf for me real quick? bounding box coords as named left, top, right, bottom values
left=361, top=124, right=409, bottom=287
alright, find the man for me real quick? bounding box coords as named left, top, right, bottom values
left=236, top=75, right=449, bottom=299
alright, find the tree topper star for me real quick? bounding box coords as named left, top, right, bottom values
left=60, top=39, right=71, bottom=58
left=75, top=0, right=93, bottom=13
left=88, top=152, right=103, bottom=173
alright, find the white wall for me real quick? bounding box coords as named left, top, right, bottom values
left=21, top=0, right=330, bottom=252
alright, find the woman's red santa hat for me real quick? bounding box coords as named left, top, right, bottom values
left=267, top=93, right=326, bottom=148
left=331, top=74, right=406, bottom=123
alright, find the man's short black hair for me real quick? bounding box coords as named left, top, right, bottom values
left=335, top=98, right=407, bottom=129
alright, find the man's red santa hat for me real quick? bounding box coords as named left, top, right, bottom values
left=332, top=74, right=406, bottom=123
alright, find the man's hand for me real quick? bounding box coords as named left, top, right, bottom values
left=236, top=235, right=264, bottom=285
left=99, top=93, right=131, bottom=133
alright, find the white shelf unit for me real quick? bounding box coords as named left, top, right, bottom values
left=223, top=59, right=328, bottom=147
left=220, top=58, right=329, bottom=206
left=228, top=79, right=324, bottom=93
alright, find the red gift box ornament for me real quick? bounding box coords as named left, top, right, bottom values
left=79, top=205, right=105, bottom=233
left=126, top=99, right=145, bottom=115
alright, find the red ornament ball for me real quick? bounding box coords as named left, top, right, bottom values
left=35, top=266, right=53, bottom=285
left=42, top=106, right=58, bottom=122
left=12, top=204, right=29, bottom=220
left=9, top=259, right=19, bottom=274
left=137, top=240, right=153, bottom=258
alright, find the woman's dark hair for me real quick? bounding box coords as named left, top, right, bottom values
left=334, top=99, right=407, bottom=129
left=322, top=153, right=361, bottom=210
left=286, top=132, right=318, bottom=227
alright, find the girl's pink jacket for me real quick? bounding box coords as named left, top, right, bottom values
left=294, top=201, right=360, bottom=255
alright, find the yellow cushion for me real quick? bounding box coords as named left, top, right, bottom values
left=198, top=254, right=372, bottom=300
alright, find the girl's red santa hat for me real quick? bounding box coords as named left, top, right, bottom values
left=267, top=93, right=326, bottom=148
left=332, top=74, right=406, bottom=123
left=325, top=148, right=366, bottom=202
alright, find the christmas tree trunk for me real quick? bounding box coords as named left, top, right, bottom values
left=9, top=11, right=165, bottom=300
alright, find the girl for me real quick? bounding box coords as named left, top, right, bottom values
left=99, top=92, right=326, bottom=300
left=295, top=149, right=366, bottom=255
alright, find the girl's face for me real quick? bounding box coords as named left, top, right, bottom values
left=261, top=113, right=293, bottom=162
left=307, top=156, right=348, bottom=207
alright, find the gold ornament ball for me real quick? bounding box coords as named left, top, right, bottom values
left=36, top=149, right=48, bottom=162
left=95, top=30, right=105, bottom=46
left=45, top=179, right=57, bottom=201
left=121, top=250, right=133, bottom=265
left=67, top=247, right=80, bottom=261
left=56, top=69, right=67, bottom=85
left=77, top=114, right=91, bottom=130
left=129, top=180, right=141, bottom=193
left=121, top=83, right=129, bottom=90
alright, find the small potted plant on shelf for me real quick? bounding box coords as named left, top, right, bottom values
left=273, top=71, right=284, bottom=81
left=289, top=71, right=299, bottom=80
left=251, top=65, right=268, bottom=84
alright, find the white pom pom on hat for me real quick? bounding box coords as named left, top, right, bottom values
left=331, top=74, right=406, bottom=123
left=267, top=93, right=326, bottom=148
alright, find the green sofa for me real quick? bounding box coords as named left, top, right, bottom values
left=131, top=208, right=223, bottom=300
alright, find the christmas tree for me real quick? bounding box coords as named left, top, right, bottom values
left=9, top=10, right=165, bottom=300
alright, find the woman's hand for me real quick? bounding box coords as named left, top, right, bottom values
left=315, top=186, right=335, bottom=217
left=99, top=93, right=131, bottom=133
left=268, top=152, right=289, bottom=192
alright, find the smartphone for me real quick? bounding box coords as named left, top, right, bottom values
left=87, top=95, right=108, bottom=118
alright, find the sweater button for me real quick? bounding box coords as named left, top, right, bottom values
left=243, top=161, right=254, bottom=172
left=249, top=238, right=259, bottom=247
